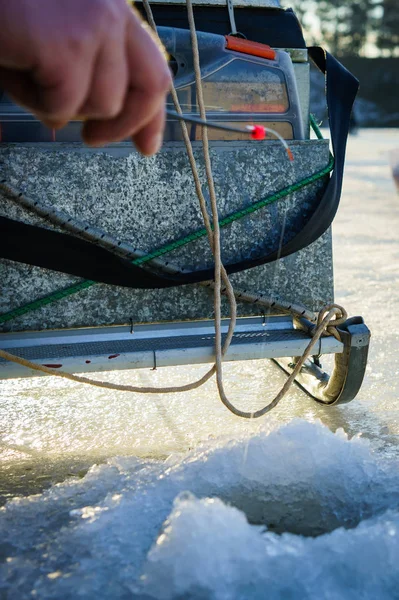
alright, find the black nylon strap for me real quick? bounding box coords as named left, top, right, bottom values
left=0, top=216, right=180, bottom=288
left=265, top=48, right=359, bottom=261
left=0, top=47, right=358, bottom=288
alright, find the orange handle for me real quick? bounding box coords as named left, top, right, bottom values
left=225, top=36, right=277, bottom=61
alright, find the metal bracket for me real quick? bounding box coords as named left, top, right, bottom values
left=227, top=0, right=237, bottom=35
left=273, top=317, right=371, bottom=406
left=226, top=0, right=246, bottom=38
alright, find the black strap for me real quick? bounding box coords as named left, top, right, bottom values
left=137, top=5, right=308, bottom=49
left=264, top=47, right=359, bottom=261
left=0, top=49, right=358, bottom=288
left=0, top=216, right=180, bottom=288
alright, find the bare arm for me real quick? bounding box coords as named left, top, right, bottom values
left=0, top=0, right=171, bottom=154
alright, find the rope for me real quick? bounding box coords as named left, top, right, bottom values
left=185, top=0, right=238, bottom=414
left=144, top=0, right=240, bottom=408
left=314, top=303, right=347, bottom=341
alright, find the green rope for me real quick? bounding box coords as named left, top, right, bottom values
left=134, top=153, right=334, bottom=264
left=0, top=280, right=95, bottom=323
left=309, top=114, right=324, bottom=140
left=0, top=118, right=333, bottom=325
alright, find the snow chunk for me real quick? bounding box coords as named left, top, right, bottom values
left=140, top=493, right=399, bottom=600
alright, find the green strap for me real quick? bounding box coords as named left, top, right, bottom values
left=0, top=117, right=332, bottom=325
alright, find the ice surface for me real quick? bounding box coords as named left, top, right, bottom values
left=1, top=420, right=399, bottom=599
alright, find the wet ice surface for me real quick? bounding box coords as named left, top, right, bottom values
left=1, top=129, right=399, bottom=598
left=1, top=422, right=399, bottom=599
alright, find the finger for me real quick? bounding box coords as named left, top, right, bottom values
left=82, top=85, right=165, bottom=146
left=0, top=68, right=41, bottom=113
left=30, top=57, right=94, bottom=123
left=82, top=12, right=170, bottom=146
left=0, top=69, right=68, bottom=133
left=78, top=29, right=128, bottom=120
left=132, top=104, right=165, bottom=156
left=0, top=45, right=94, bottom=124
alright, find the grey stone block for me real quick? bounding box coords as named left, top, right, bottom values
left=0, top=139, right=333, bottom=332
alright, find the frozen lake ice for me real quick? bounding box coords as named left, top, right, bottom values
left=0, top=129, right=399, bottom=598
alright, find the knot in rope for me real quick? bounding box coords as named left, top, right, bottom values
left=311, top=304, right=348, bottom=341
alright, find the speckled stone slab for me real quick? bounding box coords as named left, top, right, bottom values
left=0, top=140, right=333, bottom=332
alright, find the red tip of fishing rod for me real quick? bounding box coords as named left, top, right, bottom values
left=249, top=125, right=266, bottom=140
left=286, top=148, right=294, bottom=162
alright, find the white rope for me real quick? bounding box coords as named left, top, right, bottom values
left=185, top=0, right=244, bottom=415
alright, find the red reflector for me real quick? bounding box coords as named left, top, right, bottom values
left=225, top=36, right=276, bottom=61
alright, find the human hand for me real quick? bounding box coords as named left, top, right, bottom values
left=0, top=0, right=171, bottom=154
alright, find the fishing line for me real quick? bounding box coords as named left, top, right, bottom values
left=166, top=109, right=294, bottom=161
